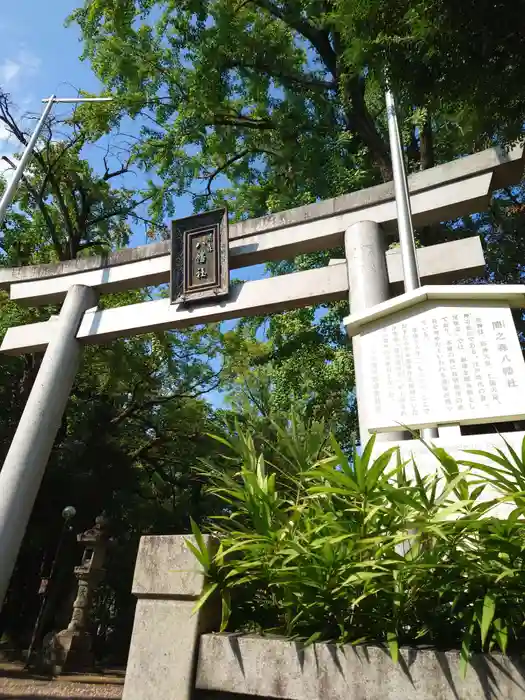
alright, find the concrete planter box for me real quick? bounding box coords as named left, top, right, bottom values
left=196, top=633, right=525, bottom=700
left=122, top=536, right=525, bottom=700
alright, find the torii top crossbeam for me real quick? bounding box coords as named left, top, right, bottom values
left=0, top=145, right=522, bottom=292
left=0, top=145, right=523, bottom=355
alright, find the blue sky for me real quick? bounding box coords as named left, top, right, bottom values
left=0, top=1, right=186, bottom=246
left=0, top=1, right=268, bottom=406
left=0, top=1, right=101, bottom=157
left=0, top=1, right=97, bottom=93
left=0, top=0, right=269, bottom=268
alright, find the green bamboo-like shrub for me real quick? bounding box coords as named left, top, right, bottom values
left=188, top=416, right=525, bottom=675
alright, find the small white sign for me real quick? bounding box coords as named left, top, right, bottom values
left=360, top=303, right=525, bottom=431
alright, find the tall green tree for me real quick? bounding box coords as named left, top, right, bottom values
left=71, top=0, right=525, bottom=214
left=0, top=97, right=227, bottom=656
left=69, top=0, right=525, bottom=443
left=0, top=91, right=154, bottom=264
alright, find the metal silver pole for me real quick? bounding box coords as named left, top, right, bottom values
left=42, top=97, right=113, bottom=104
left=0, top=285, right=98, bottom=612
left=0, top=96, right=56, bottom=227
left=385, top=87, right=420, bottom=292
left=0, top=96, right=113, bottom=228
left=385, top=86, right=438, bottom=441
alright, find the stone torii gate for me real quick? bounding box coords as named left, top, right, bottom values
left=0, top=144, right=523, bottom=609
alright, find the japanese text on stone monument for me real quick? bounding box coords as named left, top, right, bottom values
left=361, top=304, right=525, bottom=431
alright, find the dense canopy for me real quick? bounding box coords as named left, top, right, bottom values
left=0, top=0, right=524, bottom=662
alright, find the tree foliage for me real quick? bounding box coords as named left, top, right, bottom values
left=0, top=93, right=155, bottom=263
left=70, top=0, right=525, bottom=217
left=69, top=0, right=525, bottom=447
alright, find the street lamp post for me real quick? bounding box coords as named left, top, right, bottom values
left=0, top=96, right=113, bottom=228
left=25, top=506, right=77, bottom=668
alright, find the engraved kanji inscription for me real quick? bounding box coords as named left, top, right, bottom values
left=170, top=208, right=229, bottom=304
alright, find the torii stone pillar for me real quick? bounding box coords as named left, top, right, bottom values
left=0, top=285, right=98, bottom=612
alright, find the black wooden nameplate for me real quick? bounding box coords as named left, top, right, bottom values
left=170, top=208, right=229, bottom=304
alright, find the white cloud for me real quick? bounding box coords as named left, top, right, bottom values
left=0, top=48, right=41, bottom=89
left=0, top=59, right=21, bottom=86
left=17, top=49, right=41, bottom=74
left=0, top=123, right=10, bottom=143
left=0, top=48, right=40, bottom=186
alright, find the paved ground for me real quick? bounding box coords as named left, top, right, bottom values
left=0, top=664, right=123, bottom=700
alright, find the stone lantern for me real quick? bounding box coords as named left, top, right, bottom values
left=53, top=514, right=111, bottom=673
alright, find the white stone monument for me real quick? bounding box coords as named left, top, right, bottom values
left=346, top=285, right=525, bottom=435
left=345, top=284, right=525, bottom=513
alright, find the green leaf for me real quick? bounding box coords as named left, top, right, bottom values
left=386, top=631, right=399, bottom=664
left=185, top=538, right=210, bottom=572
left=492, top=618, right=509, bottom=654
left=464, top=449, right=514, bottom=470
left=330, top=434, right=355, bottom=481
left=220, top=590, right=231, bottom=632
left=433, top=447, right=459, bottom=478
left=366, top=447, right=399, bottom=492
left=359, top=434, right=377, bottom=472
left=480, top=594, right=496, bottom=648
left=460, top=621, right=475, bottom=678
left=207, top=433, right=235, bottom=450
left=188, top=518, right=210, bottom=570
left=190, top=517, right=206, bottom=549
left=304, top=631, right=323, bottom=646
left=501, top=437, right=521, bottom=469
left=192, top=582, right=218, bottom=615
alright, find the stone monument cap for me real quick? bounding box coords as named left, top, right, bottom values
left=344, top=284, right=525, bottom=337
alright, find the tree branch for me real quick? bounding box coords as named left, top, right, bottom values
left=419, top=113, right=435, bottom=170
left=250, top=0, right=337, bottom=76
left=342, top=75, right=392, bottom=181
left=204, top=148, right=276, bottom=195
left=226, top=58, right=336, bottom=92
left=109, top=370, right=223, bottom=427
left=1, top=156, right=64, bottom=259
left=102, top=153, right=133, bottom=180
left=29, top=149, right=77, bottom=258
left=212, top=113, right=275, bottom=130
left=86, top=195, right=152, bottom=228
left=38, top=132, right=86, bottom=201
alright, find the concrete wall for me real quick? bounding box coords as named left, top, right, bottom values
left=123, top=535, right=525, bottom=700
left=196, top=634, right=525, bottom=700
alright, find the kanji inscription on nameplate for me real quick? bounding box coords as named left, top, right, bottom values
left=170, top=208, right=229, bottom=304
left=359, top=303, right=525, bottom=432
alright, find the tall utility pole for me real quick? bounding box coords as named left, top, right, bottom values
left=0, top=96, right=113, bottom=227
